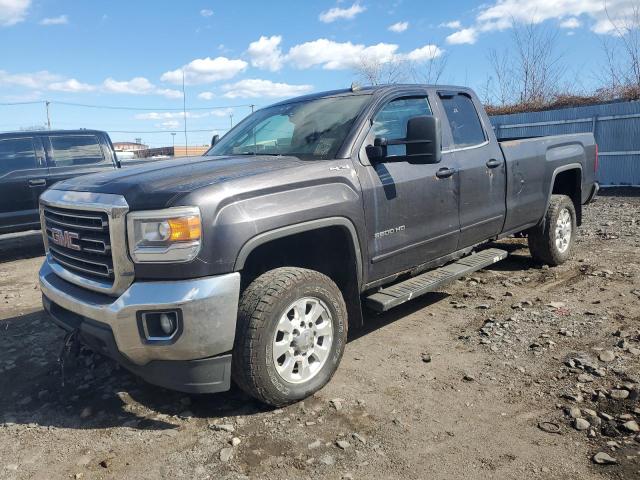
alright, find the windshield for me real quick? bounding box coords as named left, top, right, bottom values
left=206, top=94, right=370, bottom=160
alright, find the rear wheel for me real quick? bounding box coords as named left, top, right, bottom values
left=232, top=267, right=348, bottom=406
left=528, top=194, right=576, bottom=266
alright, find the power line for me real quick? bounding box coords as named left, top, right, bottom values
left=0, top=100, right=44, bottom=106
left=48, top=100, right=256, bottom=111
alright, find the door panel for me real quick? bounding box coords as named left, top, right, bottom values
left=439, top=92, right=506, bottom=248
left=0, top=136, right=47, bottom=232
left=356, top=96, right=460, bottom=282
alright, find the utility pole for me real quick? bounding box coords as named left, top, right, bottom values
left=171, top=132, right=176, bottom=156
left=182, top=70, right=188, bottom=156
left=229, top=112, right=234, bottom=129
left=250, top=104, right=255, bottom=114
left=45, top=101, right=51, bottom=130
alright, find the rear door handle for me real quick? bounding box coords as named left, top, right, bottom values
left=486, top=158, right=502, bottom=169
left=436, top=167, right=456, bottom=179
left=28, top=178, right=47, bottom=187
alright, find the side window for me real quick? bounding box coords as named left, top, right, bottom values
left=440, top=93, right=486, bottom=148
left=0, top=138, right=37, bottom=176
left=50, top=135, right=105, bottom=167
left=372, top=97, right=431, bottom=156
left=235, top=114, right=294, bottom=154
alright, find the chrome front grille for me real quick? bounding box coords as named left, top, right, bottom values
left=44, top=206, right=114, bottom=280
left=39, top=190, right=134, bottom=296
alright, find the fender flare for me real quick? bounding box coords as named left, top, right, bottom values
left=545, top=163, right=582, bottom=210
left=234, top=217, right=364, bottom=288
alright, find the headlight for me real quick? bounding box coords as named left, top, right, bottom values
left=127, top=206, right=202, bottom=263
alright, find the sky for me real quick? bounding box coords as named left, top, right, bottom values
left=0, top=0, right=637, bottom=147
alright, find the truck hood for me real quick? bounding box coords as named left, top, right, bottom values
left=52, top=155, right=311, bottom=209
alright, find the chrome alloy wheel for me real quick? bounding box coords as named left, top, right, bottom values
left=555, top=208, right=572, bottom=253
left=271, top=297, right=333, bottom=384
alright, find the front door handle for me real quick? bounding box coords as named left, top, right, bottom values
left=28, top=178, right=47, bottom=187
left=436, top=167, right=456, bottom=179
left=486, top=158, right=502, bottom=169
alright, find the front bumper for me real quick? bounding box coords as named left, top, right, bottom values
left=39, top=259, right=241, bottom=393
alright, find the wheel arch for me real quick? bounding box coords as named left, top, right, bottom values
left=548, top=164, right=583, bottom=226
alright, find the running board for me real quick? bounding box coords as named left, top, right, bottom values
left=364, top=248, right=508, bottom=312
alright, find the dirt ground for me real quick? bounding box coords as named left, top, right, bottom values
left=0, top=190, right=639, bottom=480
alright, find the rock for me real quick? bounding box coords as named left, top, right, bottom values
left=308, top=439, right=322, bottom=449
left=99, top=458, right=112, bottom=469
left=463, top=374, right=475, bottom=382
left=219, top=447, right=234, bottom=463
left=577, top=374, right=594, bottom=383
left=330, top=398, right=343, bottom=411
left=230, top=437, right=241, bottom=447
left=623, top=421, right=640, bottom=433
left=574, top=418, right=590, bottom=431
left=319, top=454, right=335, bottom=466
left=352, top=432, right=367, bottom=444
left=599, top=351, right=616, bottom=362
left=593, top=452, right=618, bottom=465
left=610, top=389, right=630, bottom=400
left=567, top=407, right=582, bottom=419
left=547, top=302, right=566, bottom=309
left=210, top=424, right=235, bottom=432
left=421, top=353, right=432, bottom=363
left=336, top=440, right=351, bottom=450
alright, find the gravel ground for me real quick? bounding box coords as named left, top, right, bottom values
left=0, top=189, right=638, bottom=480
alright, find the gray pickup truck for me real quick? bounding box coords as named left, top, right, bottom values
left=38, top=85, right=599, bottom=406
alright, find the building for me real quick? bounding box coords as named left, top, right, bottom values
left=113, top=141, right=149, bottom=152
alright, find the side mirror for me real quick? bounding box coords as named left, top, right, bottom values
left=365, top=115, right=441, bottom=164
left=211, top=134, right=220, bottom=147
left=404, top=115, right=441, bottom=164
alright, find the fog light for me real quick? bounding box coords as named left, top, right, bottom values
left=159, top=312, right=175, bottom=335
left=139, top=310, right=181, bottom=343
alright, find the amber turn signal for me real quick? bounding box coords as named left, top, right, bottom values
left=167, top=216, right=201, bottom=242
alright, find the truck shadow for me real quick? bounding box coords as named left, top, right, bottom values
left=0, top=292, right=451, bottom=431
left=0, top=231, right=45, bottom=263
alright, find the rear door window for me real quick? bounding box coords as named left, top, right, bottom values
left=0, top=138, right=37, bottom=176
left=49, top=135, right=105, bottom=167
left=372, top=97, right=432, bottom=157
left=439, top=93, right=486, bottom=148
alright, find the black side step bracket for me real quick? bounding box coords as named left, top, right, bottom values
left=364, top=248, right=508, bottom=312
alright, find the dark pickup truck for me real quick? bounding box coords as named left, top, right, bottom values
left=38, top=85, right=599, bottom=406
left=0, top=129, right=119, bottom=234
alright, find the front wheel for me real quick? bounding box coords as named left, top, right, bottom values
left=232, top=267, right=348, bottom=406
left=528, top=194, right=577, bottom=266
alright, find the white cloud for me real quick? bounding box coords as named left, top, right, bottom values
left=0, top=0, right=30, bottom=26
left=158, top=120, right=180, bottom=130
left=446, top=27, right=478, bottom=45
left=287, top=39, right=398, bottom=70
left=388, top=21, right=408, bottom=33
left=1, top=69, right=181, bottom=98
left=49, top=78, right=95, bottom=92
left=319, top=3, right=365, bottom=23
left=200, top=8, right=213, bottom=17
left=103, top=77, right=182, bottom=98
left=221, top=79, right=313, bottom=98
left=440, top=20, right=461, bottom=29
left=462, top=0, right=638, bottom=40
left=39, top=14, right=68, bottom=25
left=0, top=69, right=62, bottom=89
left=161, top=56, right=248, bottom=85
left=247, top=35, right=284, bottom=71
left=198, top=91, right=214, bottom=100
left=559, top=17, right=581, bottom=29
left=405, top=44, right=444, bottom=61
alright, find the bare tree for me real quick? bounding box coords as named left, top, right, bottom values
left=352, top=56, right=409, bottom=86
left=600, top=5, right=640, bottom=92
left=410, top=51, right=449, bottom=85
left=487, top=48, right=515, bottom=106
left=512, top=21, right=563, bottom=104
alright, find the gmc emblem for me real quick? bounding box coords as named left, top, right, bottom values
left=50, top=228, right=81, bottom=251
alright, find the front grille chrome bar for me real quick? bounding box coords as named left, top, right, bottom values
left=39, top=190, right=134, bottom=296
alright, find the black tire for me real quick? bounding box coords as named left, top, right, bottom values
left=528, top=194, right=577, bottom=266
left=232, top=267, right=348, bottom=407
